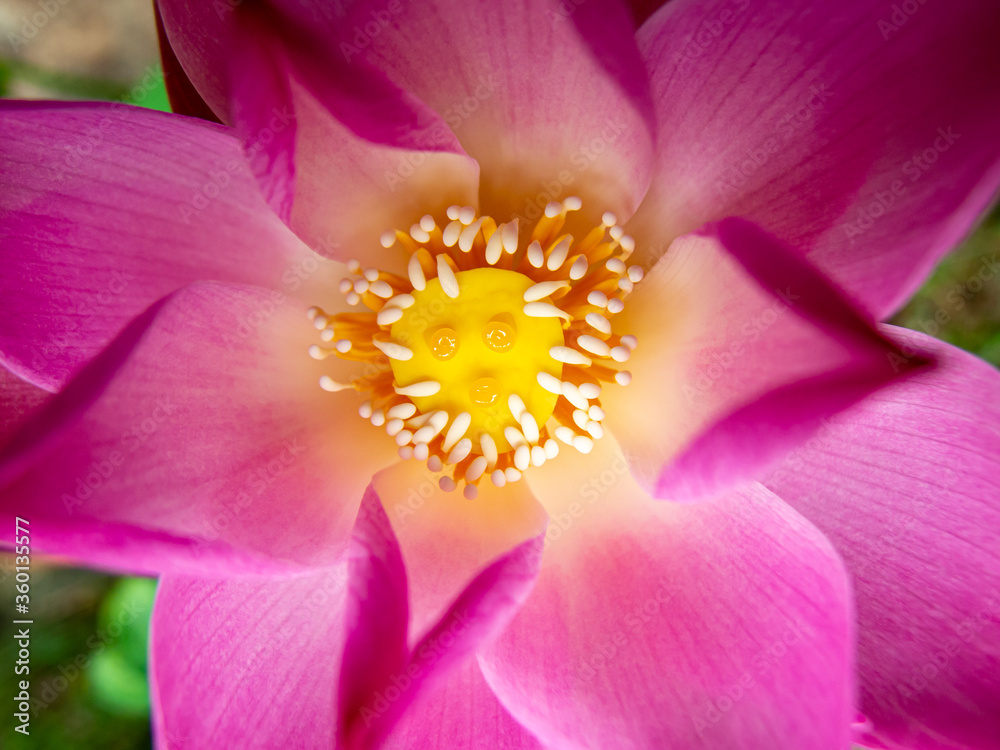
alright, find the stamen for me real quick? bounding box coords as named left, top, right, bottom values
left=308, top=199, right=642, bottom=491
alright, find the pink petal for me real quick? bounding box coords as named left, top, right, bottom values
left=371, top=459, right=547, bottom=638
left=347, top=0, right=655, bottom=223
left=0, top=101, right=324, bottom=390
left=379, top=661, right=544, bottom=750
left=765, top=327, right=1000, bottom=750
left=0, top=281, right=395, bottom=575
left=338, top=486, right=545, bottom=748
left=605, top=217, right=931, bottom=502
left=154, top=3, right=219, bottom=123
left=150, top=566, right=349, bottom=749
left=0, top=366, right=47, bottom=444
left=483, top=434, right=855, bottom=749
left=225, top=6, right=481, bottom=273
left=633, top=0, right=1000, bottom=317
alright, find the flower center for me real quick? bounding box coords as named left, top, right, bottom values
left=307, top=198, right=641, bottom=498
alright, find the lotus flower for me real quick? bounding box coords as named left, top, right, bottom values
left=2, top=0, right=999, bottom=747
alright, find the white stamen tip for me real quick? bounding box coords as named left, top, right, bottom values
left=578, top=384, right=600, bottom=401
left=395, top=380, right=441, bottom=397
left=627, top=266, right=644, bottom=283
left=588, top=405, right=606, bottom=421
left=363, top=267, right=380, bottom=282
left=491, top=469, right=507, bottom=488
left=577, top=335, right=612, bottom=358
left=550, top=346, right=592, bottom=366
left=505, top=467, right=522, bottom=483
left=437, top=255, right=460, bottom=298
left=345, top=291, right=360, bottom=306
left=420, top=214, right=437, bottom=232
left=410, top=225, right=431, bottom=243
left=459, top=218, right=485, bottom=253
left=408, top=254, right=427, bottom=291
left=442, top=220, right=463, bottom=247
left=502, top=220, right=519, bottom=253
left=544, top=201, right=563, bottom=218
left=485, top=230, right=503, bottom=265
left=465, top=456, right=488, bottom=482
left=385, top=418, right=405, bottom=436
left=377, top=307, right=404, bottom=326
left=523, top=302, right=571, bottom=320
left=319, top=376, right=351, bottom=392
left=537, top=372, right=563, bottom=395
left=335, top=339, right=352, bottom=353
left=564, top=196, right=583, bottom=211
left=530, top=445, right=547, bottom=467
left=463, top=484, right=479, bottom=500
left=358, top=401, right=373, bottom=418
left=601, top=212, right=617, bottom=227
left=607, top=298, right=625, bottom=314
left=387, top=403, right=417, bottom=419
left=587, top=290, right=608, bottom=307
left=447, top=437, right=473, bottom=464
left=524, top=280, right=569, bottom=302
left=621, top=334, right=638, bottom=350
left=508, top=394, right=527, bottom=421
left=385, top=293, right=416, bottom=310
left=446, top=205, right=461, bottom=221
left=480, top=433, right=498, bottom=467
left=380, top=231, right=396, bottom=248
left=458, top=206, right=476, bottom=224
left=338, top=279, right=353, bottom=294
left=398, top=445, right=414, bottom=460
left=573, top=435, right=595, bottom=454
left=320, top=328, right=336, bottom=342
left=519, top=412, right=540, bottom=445
left=615, top=370, right=633, bottom=386
left=395, top=430, right=413, bottom=447
left=514, top=444, right=531, bottom=471
left=554, top=425, right=576, bottom=445
left=413, top=442, right=430, bottom=461
left=606, top=258, right=626, bottom=275
left=353, top=278, right=369, bottom=294
left=370, top=280, right=393, bottom=298
left=586, top=421, right=605, bottom=439
left=373, top=339, right=414, bottom=361
left=585, top=312, right=612, bottom=335
left=544, top=439, right=560, bottom=459
left=442, top=412, right=472, bottom=452
left=570, top=255, right=589, bottom=280
left=546, top=236, right=572, bottom=270
left=527, top=241, right=545, bottom=268
left=504, top=426, right=527, bottom=449
left=427, top=455, right=443, bottom=472
left=611, top=345, right=631, bottom=362
left=439, top=476, right=457, bottom=492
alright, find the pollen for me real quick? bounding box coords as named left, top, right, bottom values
left=307, top=198, right=640, bottom=498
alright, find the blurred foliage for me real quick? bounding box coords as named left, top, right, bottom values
left=890, top=205, right=1000, bottom=366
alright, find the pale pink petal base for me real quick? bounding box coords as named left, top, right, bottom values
left=605, top=218, right=930, bottom=502
left=486, top=435, right=856, bottom=750
left=766, top=327, right=1000, bottom=750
